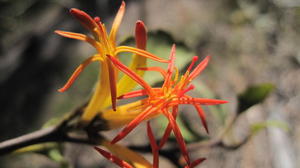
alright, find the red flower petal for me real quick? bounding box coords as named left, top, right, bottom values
left=107, top=55, right=154, bottom=96
left=135, top=20, right=147, bottom=50
left=107, top=60, right=117, bottom=111
left=188, top=56, right=210, bottom=81
left=194, top=104, right=209, bottom=134
left=111, top=106, right=157, bottom=144
left=147, top=122, right=159, bottom=168
left=178, top=84, right=195, bottom=97
left=137, top=67, right=167, bottom=78
left=94, top=147, right=133, bottom=168
left=163, top=109, right=190, bottom=165
left=184, top=158, right=206, bottom=168
left=115, top=46, right=169, bottom=63
left=69, top=8, right=100, bottom=39
left=58, top=56, right=102, bottom=92
left=163, top=44, right=176, bottom=87
left=159, top=106, right=178, bottom=149
left=187, top=56, right=198, bottom=72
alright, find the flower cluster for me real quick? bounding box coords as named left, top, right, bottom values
left=57, top=1, right=227, bottom=167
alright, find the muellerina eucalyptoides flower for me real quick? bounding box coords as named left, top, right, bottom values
left=94, top=121, right=205, bottom=168
left=55, top=1, right=168, bottom=123
left=107, top=44, right=228, bottom=165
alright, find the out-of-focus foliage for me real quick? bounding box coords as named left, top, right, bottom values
left=238, top=83, right=275, bottom=113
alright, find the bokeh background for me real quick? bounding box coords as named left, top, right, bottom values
left=0, top=0, right=299, bottom=167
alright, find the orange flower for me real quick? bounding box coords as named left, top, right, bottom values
left=95, top=139, right=152, bottom=168
left=55, top=1, right=167, bottom=122
left=94, top=123, right=205, bottom=168
left=107, top=45, right=228, bottom=164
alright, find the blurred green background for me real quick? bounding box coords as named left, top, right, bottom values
left=0, top=0, right=299, bottom=167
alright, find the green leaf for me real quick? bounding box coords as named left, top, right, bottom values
left=238, top=83, right=275, bottom=114
left=251, top=120, right=289, bottom=135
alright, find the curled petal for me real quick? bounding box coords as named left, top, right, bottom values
left=188, top=56, right=210, bottom=81
left=163, top=110, right=190, bottom=165
left=54, top=30, right=104, bottom=54
left=109, top=1, right=126, bottom=44
left=69, top=8, right=100, bottom=40
left=115, top=46, right=169, bottom=63
left=194, top=104, right=209, bottom=134
left=58, top=55, right=102, bottom=92
left=178, top=84, right=195, bottom=97
left=135, top=20, right=147, bottom=49
left=137, top=67, right=167, bottom=78
left=94, top=147, right=133, bottom=168
left=101, top=140, right=152, bottom=168
left=107, top=55, right=154, bottom=96
left=118, top=88, right=161, bottom=99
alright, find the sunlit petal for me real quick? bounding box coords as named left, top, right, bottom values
left=115, top=46, right=169, bottom=63
left=109, top=1, right=126, bottom=44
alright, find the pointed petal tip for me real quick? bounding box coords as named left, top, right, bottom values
left=188, top=158, right=206, bottom=168
left=136, top=20, right=145, bottom=25
left=121, top=1, right=126, bottom=8
left=205, top=55, right=211, bottom=62
left=54, top=30, right=65, bottom=36
left=57, top=88, right=65, bottom=93
left=69, top=8, right=81, bottom=14
left=220, top=100, right=229, bottom=104
left=204, top=124, right=209, bottom=134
